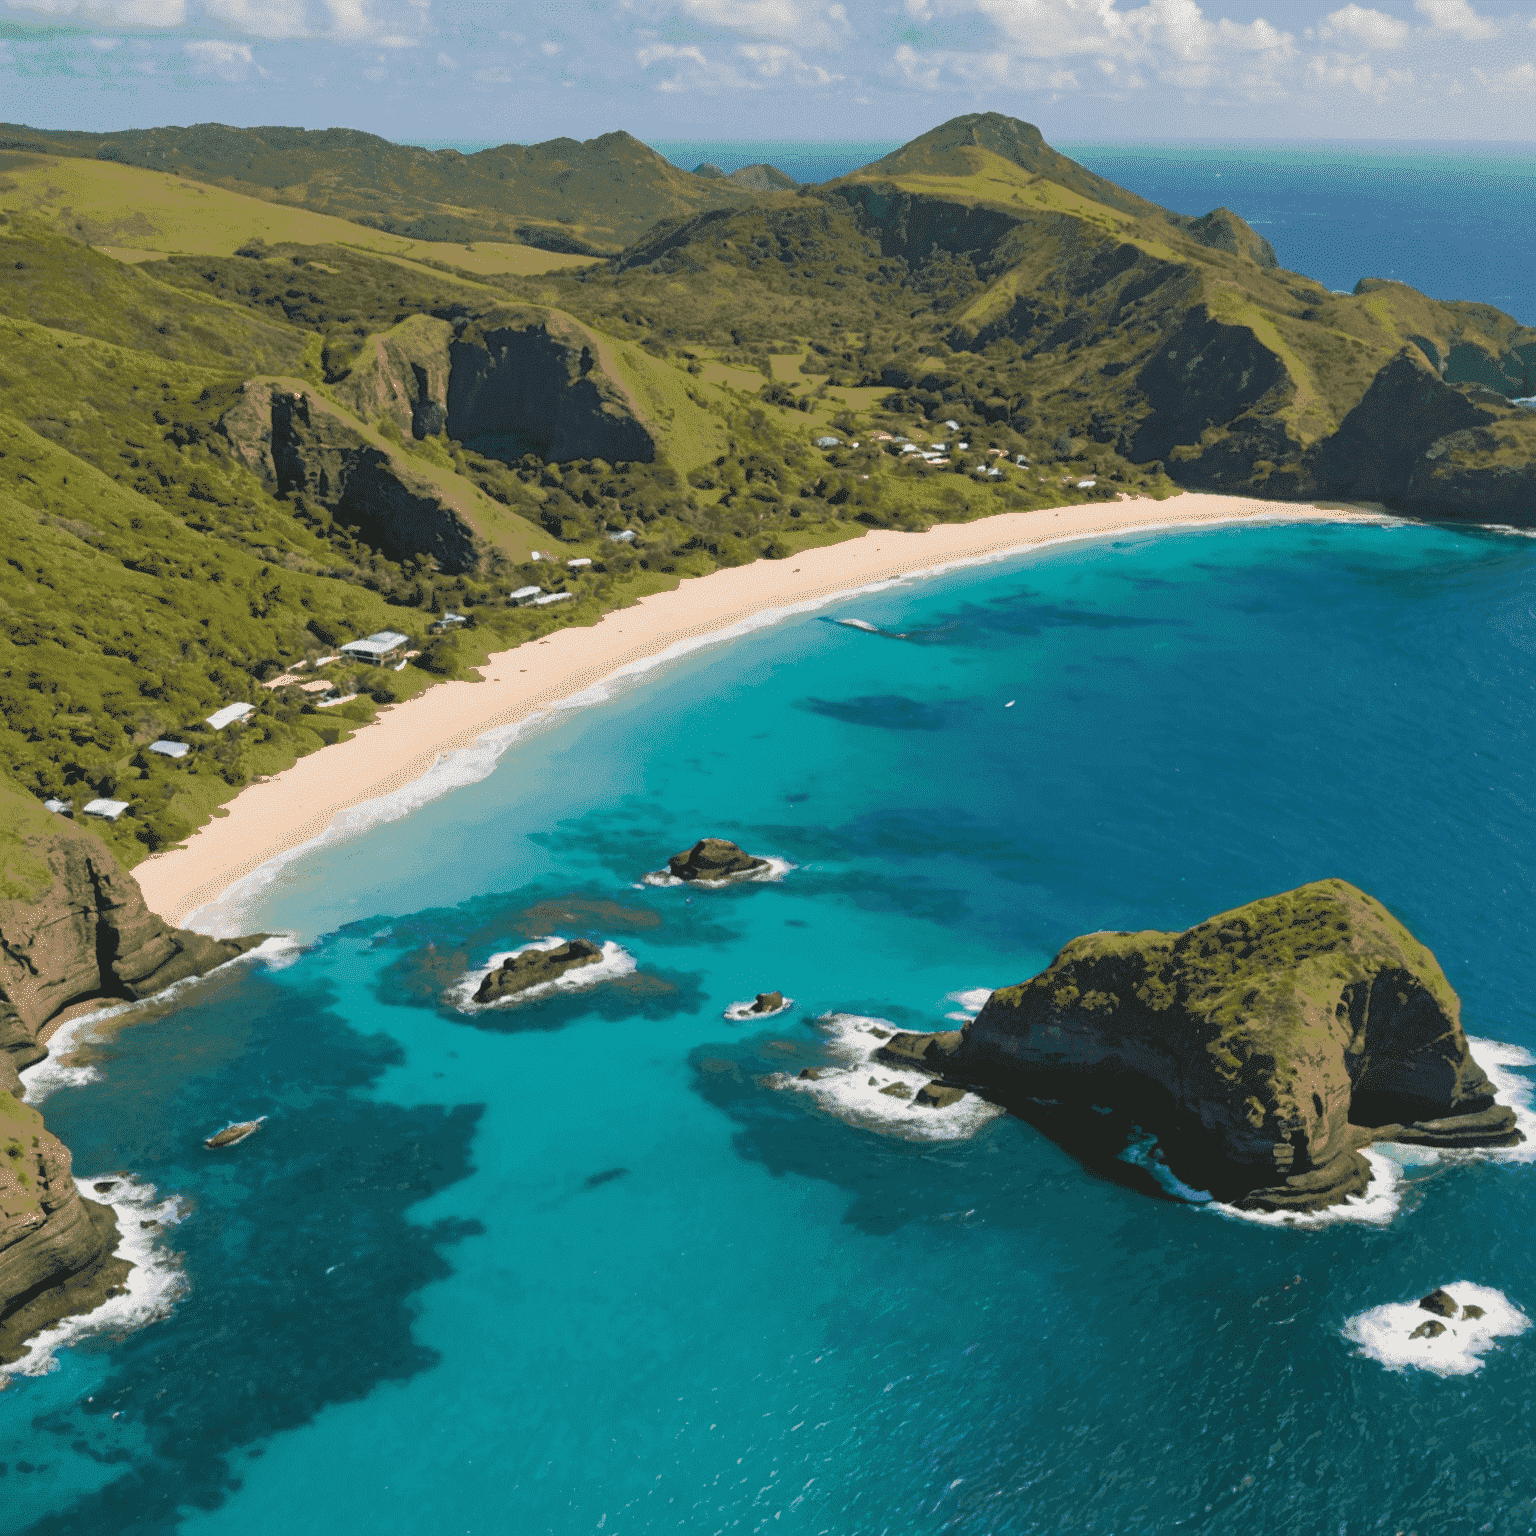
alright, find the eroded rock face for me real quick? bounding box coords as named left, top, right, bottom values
left=749, top=991, right=785, bottom=1014
left=665, top=839, right=771, bottom=884
left=873, top=880, right=1520, bottom=1213
left=0, top=819, right=260, bottom=1361
left=472, top=939, right=603, bottom=1004
left=0, top=830, right=262, bottom=1095
left=0, top=1095, right=129, bottom=1365
left=220, top=383, right=481, bottom=573
left=448, top=308, right=655, bottom=465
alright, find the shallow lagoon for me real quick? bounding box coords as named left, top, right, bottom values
left=6, top=517, right=1536, bottom=1535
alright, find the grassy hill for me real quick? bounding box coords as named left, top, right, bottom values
left=0, top=149, right=598, bottom=277
left=0, top=123, right=784, bottom=254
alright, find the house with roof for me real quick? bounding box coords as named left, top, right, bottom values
left=207, top=703, right=255, bottom=731
left=340, top=630, right=410, bottom=666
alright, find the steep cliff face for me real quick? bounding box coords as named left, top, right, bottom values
left=0, top=801, right=260, bottom=1360
left=0, top=1094, right=128, bottom=1365
left=220, top=381, right=482, bottom=573
left=334, top=313, right=455, bottom=441
left=447, top=308, right=656, bottom=465
left=880, top=881, right=1519, bottom=1212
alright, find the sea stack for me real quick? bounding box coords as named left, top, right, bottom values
left=473, top=939, right=603, bottom=1004
left=664, top=839, right=771, bottom=884
left=870, top=880, right=1521, bottom=1213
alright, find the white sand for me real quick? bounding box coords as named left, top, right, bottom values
left=133, top=493, right=1380, bottom=928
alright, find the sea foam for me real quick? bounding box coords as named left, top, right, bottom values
left=1208, top=1148, right=1404, bottom=1229
left=772, top=1013, right=1003, bottom=1142
left=448, top=936, right=635, bottom=1012
left=943, top=987, right=993, bottom=1022
left=0, top=1174, right=188, bottom=1386
left=1342, top=1282, right=1530, bottom=1377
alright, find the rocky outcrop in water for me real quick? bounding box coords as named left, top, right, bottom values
left=472, top=939, right=603, bottom=1004
left=869, top=880, right=1520, bottom=1213
left=0, top=809, right=261, bottom=1362
left=664, top=839, right=771, bottom=884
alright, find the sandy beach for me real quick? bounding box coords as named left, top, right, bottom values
left=133, top=492, right=1377, bottom=929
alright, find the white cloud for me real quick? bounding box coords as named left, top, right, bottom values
left=1307, top=50, right=1412, bottom=91
left=471, top=62, right=511, bottom=80
left=736, top=40, right=842, bottom=81
left=1473, top=58, right=1536, bottom=86
left=1318, top=3, right=1407, bottom=47
left=201, top=0, right=306, bottom=36
left=436, top=48, right=454, bottom=64
left=183, top=36, right=253, bottom=74
left=540, top=38, right=561, bottom=53
left=1413, top=0, right=1495, bottom=37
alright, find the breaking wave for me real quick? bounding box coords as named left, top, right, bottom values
left=1343, top=1282, right=1530, bottom=1377
left=448, top=937, right=636, bottom=1012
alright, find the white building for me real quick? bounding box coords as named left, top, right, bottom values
left=510, top=586, right=542, bottom=606
left=340, top=631, right=410, bottom=666
left=148, top=740, right=190, bottom=759
left=44, top=798, right=71, bottom=815
left=83, top=798, right=130, bottom=821
left=206, top=703, right=255, bottom=731
left=532, top=592, right=575, bottom=606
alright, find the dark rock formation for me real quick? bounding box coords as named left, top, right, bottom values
left=0, top=811, right=261, bottom=1363
left=472, top=939, right=603, bottom=1004
left=864, top=880, right=1520, bottom=1214
left=1419, top=1288, right=1459, bottom=1317
left=664, top=838, right=771, bottom=884
left=749, top=991, right=785, bottom=1014
left=797, top=1067, right=822, bottom=1081
left=448, top=308, right=656, bottom=465
left=220, top=381, right=482, bottom=572
left=1409, top=1320, right=1447, bottom=1340
left=879, top=1081, right=912, bottom=1100
left=1463, top=1304, right=1486, bottom=1320
left=914, top=1081, right=966, bottom=1109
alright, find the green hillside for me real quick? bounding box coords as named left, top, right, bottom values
left=3, top=108, right=1535, bottom=881
left=0, top=123, right=785, bottom=254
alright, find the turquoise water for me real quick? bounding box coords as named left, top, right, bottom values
left=7, top=517, right=1536, bottom=1534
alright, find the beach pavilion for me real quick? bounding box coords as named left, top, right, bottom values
left=340, top=630, right=411, bottom=666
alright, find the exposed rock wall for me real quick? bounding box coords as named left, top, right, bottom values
left=0, top=815, right=260, bottom=1362
left=879, top=880, right=1518, bottom=1212
left=447, top=309, right=656, bottom=465
left=220, top=382, right=481, bottom=573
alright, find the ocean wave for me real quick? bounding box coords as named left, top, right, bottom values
left=1342, top=1282, right=1530, bottom=1377
left=1119, top=1129, right=1214, bottom=1203
left=943, top=986, right=992, bottom=1022
left=20, top=935, right=301, bottom=1106
left=0, top=1174, right=188, bottom=1386
left=1208, top=1148, right=1403, bottom=1229
left=448, top=936, right=636, bottom=1012
left=640, top=856, right=795, bottom=889
left=771, top=1013, right=1004, bottom=1142
left=724, top=995, right=794, bottom=1021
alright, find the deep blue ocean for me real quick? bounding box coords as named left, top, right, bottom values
left=7, top=517, right=1536, bottom=1533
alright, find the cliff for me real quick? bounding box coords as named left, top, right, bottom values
left=0, top=787, right=260, bottom=1361
left=880, top=881, right=1519, bottom=1212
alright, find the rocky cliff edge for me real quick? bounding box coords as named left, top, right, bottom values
left=0, top=790, right=261, bottom=1362
left=880, top=880, right=1519, bottom=1212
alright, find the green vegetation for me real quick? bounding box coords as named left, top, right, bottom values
left=2, top=108, right=1534, bottom=889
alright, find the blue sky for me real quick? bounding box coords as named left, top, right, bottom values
left=3, top=0, right=1535, bottom=142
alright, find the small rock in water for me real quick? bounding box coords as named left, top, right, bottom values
left=93, top=1181, right=118, bottom=1194
left=880, top=1081, right=913, bottom=1100
left=474, top=938, right=603, bottom=1003
left=749, top=991, right=785, bottom=1014
left=1409, top=1320, right=1447, bottom=1340
left=915, top=1082, right=966, bottom=1109
left=139, top=1219, right=161, bottom=1232
left=1462, top=1304, right=1486, bottom=1320
left=582, top=1168, right=629, bottom=1190
left=867, top=1026, right=891, bottom=1039
left=797, top=1067, right=822, bottom=1081
left=1419, top=1288, right=1459, bottom=1318
left=664, top=838, right=772, bottom=884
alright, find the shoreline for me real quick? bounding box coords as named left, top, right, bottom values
left=133, top=493, right=1383, bottom=931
